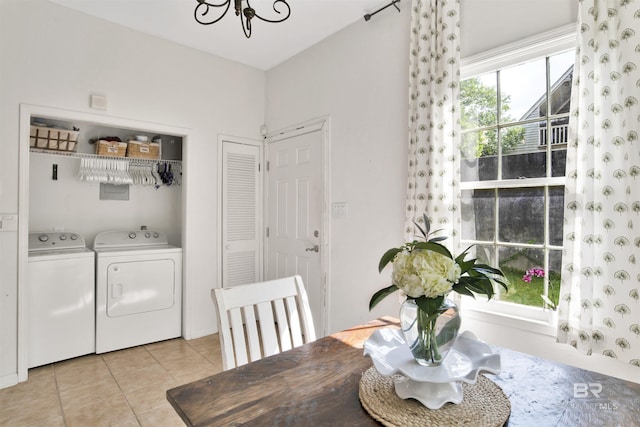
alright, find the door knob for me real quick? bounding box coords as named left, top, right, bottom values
left=305, top=244, right=319, bottom=253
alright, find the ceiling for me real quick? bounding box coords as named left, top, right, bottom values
left=48, top=0, right=389, bottom=70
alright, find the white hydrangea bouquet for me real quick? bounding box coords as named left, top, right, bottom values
left=370, top=214, right=508, bottom=366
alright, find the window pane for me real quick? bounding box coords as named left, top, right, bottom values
left=499, top=58, right=546, bottom=124
left=549, top=50, right=574, bottom=116
left=469, top=244, right=496, bottom=266
left=498, top=187, right=544, bottom=244
left=499, top=247, right=546, bottom=307
left=460, top=73, right=497, bottom=129
left=460, top=47, right=572, bottom=314
left=549, top=186, right=565, bottom=246
left=460, top=130, right=498, bottom=181
left=502, top=123, right=545, bottom=179
left=461, top=189, right=495, bottom=241
left=551, top=144, right=567, bottom=177
left=548, top=249, right=562, bottom=307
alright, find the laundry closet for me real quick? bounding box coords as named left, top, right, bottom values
left=26, top=108, right=185, bottom=367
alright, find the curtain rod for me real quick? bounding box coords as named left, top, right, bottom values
left=364, top=0, right=400, bottom=22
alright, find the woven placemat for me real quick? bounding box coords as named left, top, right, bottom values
left=359, top=367, right=510, bottom=427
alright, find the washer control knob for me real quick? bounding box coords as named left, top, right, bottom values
left=70, top=234, right=78, bottom=240
left=145, top=232, right=151, bottom=238
left=153, top=232, right=159, bottom=238
left=128, top=232, right=137, bottom=239
left=38, top=234, right=49, bottom=242
left=59, top=234, right=67, bottom=240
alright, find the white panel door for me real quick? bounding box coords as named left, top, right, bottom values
left=222, top=141, right=262, bottom=287
left=266, top=127, right=324, bottom=336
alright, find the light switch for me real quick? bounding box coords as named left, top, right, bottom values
left=332, top=202, right=348, bottom=219
left=0, top=213, right=18, bottom=232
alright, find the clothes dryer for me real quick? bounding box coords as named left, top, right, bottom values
left=28, top=232, right=95, bottom=367
left=93, top=230, right=182, bottom=353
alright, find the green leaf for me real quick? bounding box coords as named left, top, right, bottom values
left=414, top=295, right=444, bottom=318
left=428, top=236, right=448, bottom=243
left=414, top=220, right=427, bottom=240
left=378, top=248, right=401, bottom=273
left=455, top=245, right=474, bottom=264
left=457, top=258, right=477, bottom=274
left=472, top=264, right=505, bottom=277
left=422, top=213, right=431, bottom=236
left=369, top=285, right=399, bottom=310
left=493, top=277, right=509, bottom=292
left=412, top=241, right=453, bottom=259
left=541, top=294, right=557, bottom=310
left=452, top=282, right=475, bottom=297
left=429, top=228, right=446, bottom=237
left=456, top=277, right=495, bottom=299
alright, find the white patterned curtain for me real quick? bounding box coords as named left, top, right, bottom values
left=557, top=0, right=640, bottom=367
left=406, top=0, right=461, bottom=248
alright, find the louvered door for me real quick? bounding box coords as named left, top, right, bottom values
left=222, top=141, right=262, bottom=287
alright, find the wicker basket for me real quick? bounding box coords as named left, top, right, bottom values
left=96, top=140, right=128, bottom=157
left=30, top=125, right=79, bottom=152
left=126, top=140, right=160, bottom=159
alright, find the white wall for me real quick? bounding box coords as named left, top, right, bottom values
left=266, top=0, right=638, bottom=384
left=28, top=153, right=182, bottom=245
left=460, top=0, right=579, bottom=57
left=0, top=0, right=265, bottom=386
left=266, top=5, right=412, bottom=334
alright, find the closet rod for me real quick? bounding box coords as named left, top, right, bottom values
left=30, top=148, right=182, bottom=165
left=364, top=0, right=400, bottom=21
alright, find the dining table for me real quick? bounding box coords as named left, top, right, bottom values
left=167, top=317, right=640, bottom=426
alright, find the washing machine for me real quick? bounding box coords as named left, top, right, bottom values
left=93, top=229, right=182, bottom=353
left=28, top=232, right=95, bottom=368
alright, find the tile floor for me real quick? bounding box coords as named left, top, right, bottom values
left=0, top=334, right=223, bottom=427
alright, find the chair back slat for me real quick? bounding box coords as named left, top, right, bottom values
left=255, top=301, right=279, bottom=357
left=211, top=275, right=316, bottom=370
left=284, top=295, right=304, bottom=347
left=273, top=298, right=293, bottom=352
left=228, top=307, right=248, bottom=367
left=242, top=306, right=262, bottom=363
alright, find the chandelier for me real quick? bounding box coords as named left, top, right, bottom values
left=194, top=0, right=291, bottom=38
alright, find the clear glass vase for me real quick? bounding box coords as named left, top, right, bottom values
left=399, top=297, right=461, bottom=367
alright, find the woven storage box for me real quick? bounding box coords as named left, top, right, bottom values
left=126, top=140, right=160, bottom=159
left=30, top=125, right=79, bottom=152
left=96, top=140, right=127, bottom=157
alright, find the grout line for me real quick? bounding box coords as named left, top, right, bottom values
left=51, top=363, right=68, bottom=427
left=100, top=354, right=142, bottom=427
left=5, top=335, right=220, bottom=427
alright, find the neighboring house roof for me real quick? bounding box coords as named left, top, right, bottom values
left=519, top=65, right=574, bottom=121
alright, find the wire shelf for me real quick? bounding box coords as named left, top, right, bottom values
left=29, top=148, right=182, bottom=165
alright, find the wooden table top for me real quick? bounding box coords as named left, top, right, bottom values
left=167, top=317, right=640, bottom=426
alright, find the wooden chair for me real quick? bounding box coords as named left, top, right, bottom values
left=211, top=275, right=316, bottom=370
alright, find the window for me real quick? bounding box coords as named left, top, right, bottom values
left=459, top=26, right=576, bottom=322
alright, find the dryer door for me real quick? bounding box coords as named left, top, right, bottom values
left=106, top=259, right=176, bottom=317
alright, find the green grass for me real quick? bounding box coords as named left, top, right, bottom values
left=498, top=267, right=560, bottom=309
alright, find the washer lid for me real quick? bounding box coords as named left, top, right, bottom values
left=93, top=230, right=169, bottom=249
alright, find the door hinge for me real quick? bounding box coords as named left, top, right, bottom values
left=266, top=161, right=270, bottom=172
left=266, top=227, right=270, bottom=238
left=258, top=163, right=261, bottom=172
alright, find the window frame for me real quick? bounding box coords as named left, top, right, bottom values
left=459, top=24, right=576, bottom=330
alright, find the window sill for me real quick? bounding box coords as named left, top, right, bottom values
left=460, top=297, right=558, bottom=337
